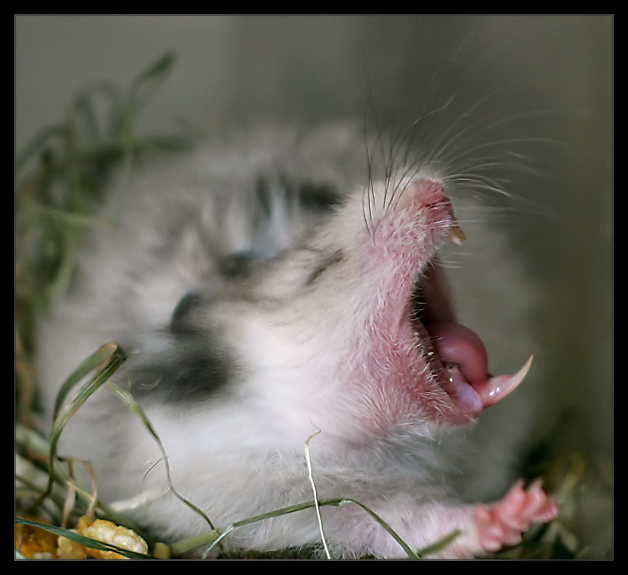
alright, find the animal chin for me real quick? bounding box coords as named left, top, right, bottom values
left=409, top=250, right=533, bottom=422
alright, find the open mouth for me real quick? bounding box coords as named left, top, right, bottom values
left=409, top=231, right=532, bottom=417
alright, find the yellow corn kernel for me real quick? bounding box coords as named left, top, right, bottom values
left=81, top=517, right=148, bottom=559
left=15, top=518, right=58, bottom=559
left=57, top=530, right=88, bottom=559
left=57, top=515, right=149, bottom=560
left=88, top=522, right=142, bottom=558
left=152, top=541, right=171, bottom=559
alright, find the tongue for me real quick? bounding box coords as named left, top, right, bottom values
left=428, top=321, right=533, bottom=415
left=428, top=323, right=489, bottom=385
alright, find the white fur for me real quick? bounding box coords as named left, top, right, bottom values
left=36, top=123, right=542, bottom=558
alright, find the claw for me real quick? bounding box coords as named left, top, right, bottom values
left=476, top=355, right=533, bottom=409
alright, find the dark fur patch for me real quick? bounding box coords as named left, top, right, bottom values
left=129, top=337, right=234, bottom=403
left=255, top=176, right=344, bottom=216
left=218, top=251, right=263, bottom=279
left=170, top=288, right=204, bottom=333
left=294, top=180, right=344, bottom=212
left=130, top=293, right=236, bottom=403
left=305, top=249, right=344, bottom=285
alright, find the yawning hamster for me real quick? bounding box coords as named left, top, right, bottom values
left=36, top=122, right=558, bottom=558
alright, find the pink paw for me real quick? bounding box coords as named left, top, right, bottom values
left=474, top=479, right=559, bottom=552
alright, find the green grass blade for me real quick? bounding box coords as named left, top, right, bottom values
left=128, top=52, right=176, bottom=115
left=52, top=342, right=126, bottom=422
left=31, top=343, right=126, bottom=511
left=199, top=498, right=348, bottom=558
left=107, top=383, right=216, bottom=532
left=17, top=422, right=153, bottom=543
left=14, top=124, right=69, bottom=175
left=192, top=496, right=420, bottom=559
left=337, top=498, right=420, bottom=559
left=415, top=529, right=461, bottom=558
left=68, top=80, right=123, bottom=142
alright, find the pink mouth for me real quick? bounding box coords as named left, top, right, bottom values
left=428, top=321, right=533, bottom=415
left=369, top=177, right=532, bottom=421
left=412, top=261, right=532, bottom=417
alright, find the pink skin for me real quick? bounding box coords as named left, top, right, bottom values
left=360, top=178, right=534, bottom=422
left=474, top=480, right=560, bottom=552
left=342, top=478, right=559, bottom=558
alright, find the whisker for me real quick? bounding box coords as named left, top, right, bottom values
left=402, top=100, right=456, bottom=175
left=445, top=175, right=512, bottom=198
left=363, top=124, right=375, bottom=237
left=359, top=62, right=561, bottom=231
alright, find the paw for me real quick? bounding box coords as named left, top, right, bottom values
left=473, top=479, right=559, bottom=552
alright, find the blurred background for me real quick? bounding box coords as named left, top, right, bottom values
left=15, top=15, right=612, bottom=555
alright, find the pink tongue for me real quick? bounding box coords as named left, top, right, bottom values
left=428, top=322, right=489, bottom=415
left=428, top=321, right=533, bottom=415
left=428, top=322, right=489, bottom=385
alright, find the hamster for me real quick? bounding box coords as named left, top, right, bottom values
left=36, top=122, right=558, bottom=558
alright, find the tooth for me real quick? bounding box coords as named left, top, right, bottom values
left=447, top=222, right=467, bottom=245
left=478, top=355, right=534, bottom=408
